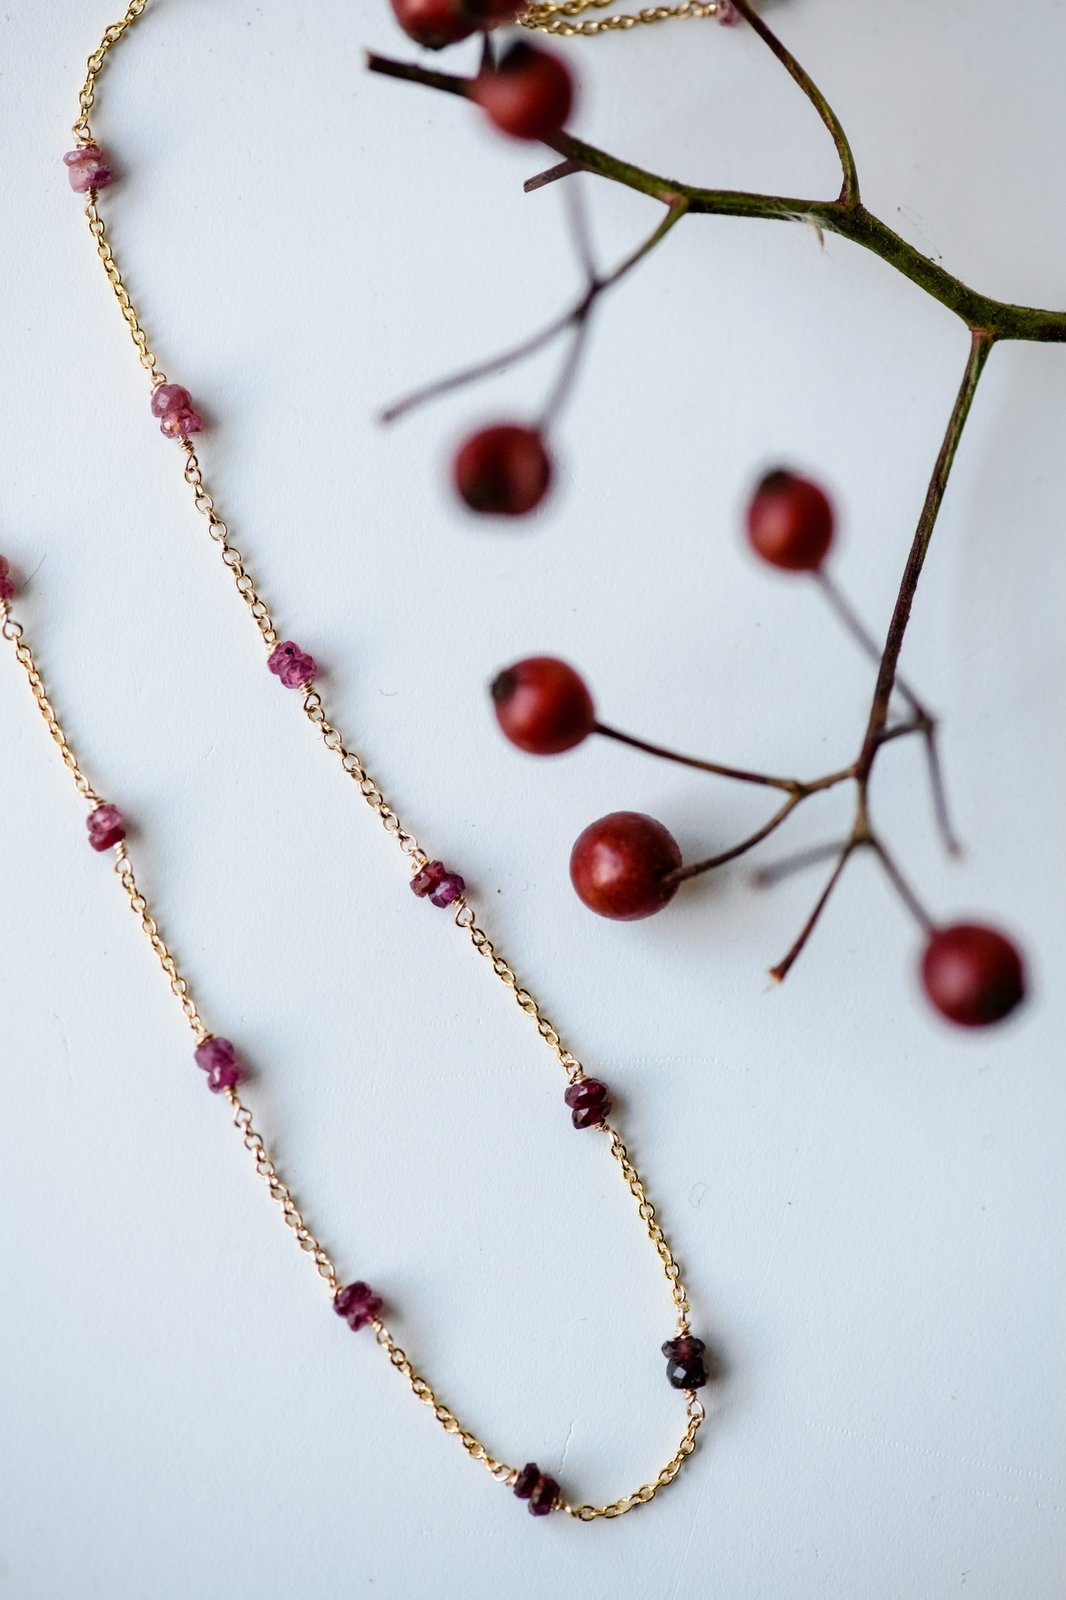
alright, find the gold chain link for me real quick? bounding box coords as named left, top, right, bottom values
left=8, top=0, right=716, bottom=1522
left=520, top=0, right=723, bottom=37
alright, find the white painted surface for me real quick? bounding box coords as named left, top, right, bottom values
left=0, top=3, right=1063, bottom=1597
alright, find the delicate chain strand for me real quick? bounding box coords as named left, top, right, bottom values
left=520, top=0, right=723, bottom=38
left=43, top=0, right=710, bottom=1522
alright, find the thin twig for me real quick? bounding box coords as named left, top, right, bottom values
left=379, top=202, right=687, bottom=425
left=594, top=721, right=798, bottom=792
left=769, top=844, right=855, bottom=982
left=668, top=795, right=803, bottom=885
left=870, top=838, right=935, bottom=932
left=751, top=837, right=852, bottom=888
left=728, top=0, right=860, bottom=207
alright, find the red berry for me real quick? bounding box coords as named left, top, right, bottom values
left=492, top=657, right=595, bottom=755
left=453, top=424, right=552, bottom=516
left=746, top=468, right=834, bottom=572
left=471, top=43, right=575, bottom=142
left=570, top=812, right=682, bottom=921
left=389, top=0, right=477, bottom=49
left=466, top=0, right=526, bottom=18
left=921, top=922, right=1026, bottom=1028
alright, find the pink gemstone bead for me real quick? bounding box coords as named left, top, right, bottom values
left=194, top=1036, right=245, bottom=1093
left=716, top=0, right=739, bottom=21
left=150, top=383, right=203, bottom=438
left=87, top=803, right=126, bottom=852
left=334, top=1281, right=383, bottom=1330
left=0, top=555, right=15, bottom=602
left=64, top=144, right=114, bottom=192
left=410, top=860, right=465, bottom=907
left=267, top=640, right=318, bottom=689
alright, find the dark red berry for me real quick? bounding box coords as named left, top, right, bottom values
left=389, top=0, right=477, bottom=48
left=491, top=657, right=594, bottom=755
left=570, top=812, right=682, bottom=922
left=746, top=468, right=834, bottom=572
left=453, top=424, right=552, bottom=517
left=465, top=0, right=526, bottom=18
left=921, top=922, right=1026, bottom=1028
left=471, top=43, right=575, bottom=142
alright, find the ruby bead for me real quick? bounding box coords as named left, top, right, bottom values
left=471, top=43, right=575, bottom=142
left=454, top=424, right=552, bottom=517
left=334, top=1280, right=383, bottom=1330
left=529, top=1475, right=560, bottom=1516
left=512, top=1462, right=560, bottom=1515
left=267, top=640, right=318, bottom=689
left=662, top=1335, right=708, bottom=1390
left=86, top=803, right=126, bottom=852
left=513, top=1463, right=540, bottom=1500
left=564, top=1078, right=612, bottom=1129
left=194, top=1036, right=245, bottom=1093
left=64, top=144, right=114, bottom=193
left=746, top=468, right=834, bottom=572
left=150, top=383, right=203, bottom=439
left=491, top=657, right=595, bottom=756
left=0, top=555, right=16, bottom=602
left=570, top=811, right=683, bottom=921
left=921, top=922, right=1026, bottom=1028
left=410, top=860, right=466, bottom=907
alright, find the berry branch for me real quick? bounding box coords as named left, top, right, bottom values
left=369, top=2, right=1047, bottom=1028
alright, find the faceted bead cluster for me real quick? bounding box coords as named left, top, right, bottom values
left=150, top=383, right=203, bottom=439
left=0, top=555, right=16, bottom=602
left=86, top=803, right=126, bottom=852
left=194, top=1036, right=245, bottom=1094
left=64, top=144, right=114, bottom=193
left=564, top=1077, right=611, bottom=1130
left=513, top=1462, right=560, bottom=1517
left=410, top=860, right=466, bottom=908
left=662, top=1335, right=708, bottom=1391
left=268, top=640, right=318, bottom=689
left=334, top=1281, right=383, bottom=1331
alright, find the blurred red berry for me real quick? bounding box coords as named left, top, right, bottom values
left=492, top=657, right=595, bottom=754
left=454, top=423, right=552, bottom=516
left=471, top=43, right=575, bottom=142
left=570, top=812, right=683, bottom=921
left=746, top=468, right=835, bottom=572
left=921, top=922, right=1026, bottom=1028
left=390, top=0, right=477, bottom=48
left=466, top=0, right=526, bottom=18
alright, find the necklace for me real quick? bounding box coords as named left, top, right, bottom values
left=0, top=1, right=714, bottom=1523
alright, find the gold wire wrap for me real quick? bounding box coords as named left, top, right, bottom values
left=40, top=0, right=713, bottom=1520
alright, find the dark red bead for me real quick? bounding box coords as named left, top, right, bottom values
left=746, top=468, right=834, bottom=572
left=513, top=1462, right=540, bottom=1500
left=663, top=1334, right=707, bottom=1390
left=921, top=922, right=1026, bottom=1028
left=570, top=811, right=682, bottom=921
left=334, top=1281, right=383, bottom=1330
left=454, top=424, right=552, bottom=517
left=471, top=43, right=575, bottom=142
left=491, top=657, right=595, bottom=755
left=564, top=1078, right=611, bottom=1128
left=411, top=861, right=447, bottom=898
left=0, top=555, right=16, bottom=602
left=529, top=1474, right=560, bottom=1516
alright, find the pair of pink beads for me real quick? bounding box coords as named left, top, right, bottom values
left=151, top=384, right=203, bottom=439
left=410, top=860, right=466, bottom=908
left=333, top=1281, right=383, bottom=1331
left=194, top=1036, right=245, bottom=1095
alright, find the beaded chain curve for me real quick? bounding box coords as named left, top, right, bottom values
left=3, top=0, right=717, bottom=1523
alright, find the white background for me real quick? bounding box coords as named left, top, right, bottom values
left=1, top=2, right=1063, bottom=1596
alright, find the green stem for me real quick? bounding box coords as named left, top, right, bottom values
left=364, top=54, right=1066, bottom=342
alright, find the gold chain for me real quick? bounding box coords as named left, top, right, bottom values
left=521, top=0, right=724, bottom=37
left=27, top=0, right=713, bottom=1522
